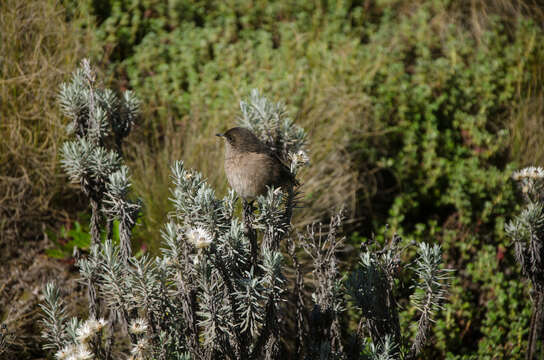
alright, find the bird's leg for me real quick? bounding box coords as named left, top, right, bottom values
left=243, top=200, right=258, bottom=269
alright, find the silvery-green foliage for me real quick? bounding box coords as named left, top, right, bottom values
left=59, top=59, right=139, bottom=146
left=167, top=160, right=291, bottom=359
left=170, top=161, right=231, bottom=233
left=59, top=77, right=88, bottom=134
left=58, top=59, right=141, bottom=251
left=238, top=89, right=307, bottom=163
left=64, top=317, right=81, bottom=344
left=254, top=188, right=288, bottom=250
left=507, top=167, right=544, bottom=287
left=98, top=240, right=132, bottom=314
left=42, top=59, right=146, bottom=359
left=103, top=166, right=142, bottom=262
left=40, top=283, right=69, bottom=351
left=409, top=243, right=452, bottom=355
left=196, top=261, right=230, bottom=348
left=506, top=166, right=544, bottom=359
left=365, top=335, right=397, bottom=360
left=216, top=219, right=250, bottom=274
left=104, top=166, right=132, bottom=202
left=44, top=86, right=304, bottom=360
left=78, top=244, right=101, bottom=284
left=347, top=249, right=397, bottom=323
left=345, top=234, right=451, bottom=359
left=260, top=249, right=284, bottom=293
left=44, top=81, right=455, bottom=360
left=114, top=90, right=140, bottom=142
left=127, top=255, right=162, bottom=314
left=0, top=324, right=13, bottom=356
left=103, top=165, right=142, bottom=227
left=299, top=213, right=346, bottom=359
left=235, top=267, right=266, bottom=337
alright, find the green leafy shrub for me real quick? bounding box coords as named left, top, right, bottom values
left=46, top=218, right=129, bottom=260
left=46, top=221, right=92, bottom=260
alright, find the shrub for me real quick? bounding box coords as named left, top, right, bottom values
left=41, top=64, right=451, bottom=359
left=505, top=167, right=544, bottom=359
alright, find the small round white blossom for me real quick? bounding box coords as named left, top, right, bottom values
left=186, top=227, right=213, bottom=249
left=73, top=345, right=93, bottom=360
left=291, top=149, right=310, bottom=166
left=86, top=318, right=107, bottom=334
left=130, top=338, right=150, bottom=357
left=75, top=321, right=94, bottom=344
left=56, top=344, right=93, bottom=360
left=55, top=345, right=76, bottom=360
left=129, top=318, right=149, bottom=335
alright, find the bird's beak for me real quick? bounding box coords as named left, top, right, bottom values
left=216, top=133, right=224, bottom=138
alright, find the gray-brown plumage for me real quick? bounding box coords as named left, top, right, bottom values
left=217, top=127, right=297, bottom=200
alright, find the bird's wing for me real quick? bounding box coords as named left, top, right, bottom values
left=271, top=152, right=299, bottom=187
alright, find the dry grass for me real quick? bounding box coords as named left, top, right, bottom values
left=465, top=0, right=544, bottom=37
left=0, top=0, right=92, bottom=248
left=0, top=237, right=85, bottom=358
left=0, top=1, right=94, bottom=357
left=509, top=93, right=544, bottom=166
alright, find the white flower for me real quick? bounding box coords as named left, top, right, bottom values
left=129, top=318, right=149, bottom=335
left=186, top=227, right=213, bottom=249
left=55, top=345, right=76, bottom=360
left=193, top=254, right=200, bottom=265
left=85, top=318, right=107, bottom=334
left=513, top=166, right=544, bottom=180
left=56, top=344, right=93, bottom=360
left=73, top=345, right=93, bottom=360
left=131, top=338, right=150, bottom=357
left=75, top=321, right=94, bottom=344
left=291, top=150, right=309, bottom=165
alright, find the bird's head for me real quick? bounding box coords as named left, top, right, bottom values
left=216, top=127, right=264, bottom=153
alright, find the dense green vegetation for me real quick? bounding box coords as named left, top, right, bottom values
left=3, top=0, right=544, bottom=358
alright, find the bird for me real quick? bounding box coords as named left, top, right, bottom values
left=216, top=127, right=298, bottom=201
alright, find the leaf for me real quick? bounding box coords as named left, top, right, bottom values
left=46, top=248, right=68, bottom=259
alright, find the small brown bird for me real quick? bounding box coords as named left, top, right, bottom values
left=217, top=127, right=297, bottom=200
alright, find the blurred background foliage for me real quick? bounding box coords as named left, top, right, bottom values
left=0, top=0, right=95, bottom=355
left=2, top=0, right=544, bottom=358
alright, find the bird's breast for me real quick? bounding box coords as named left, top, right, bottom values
left=224, top=151, right=279, bottom=200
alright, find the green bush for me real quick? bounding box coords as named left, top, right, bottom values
left=70, top=0, right=544, bottom=357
